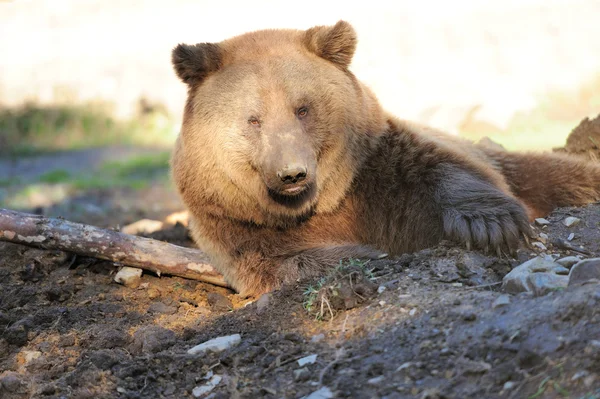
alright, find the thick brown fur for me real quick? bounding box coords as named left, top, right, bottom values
left=171, top=21, right=600, bottom=296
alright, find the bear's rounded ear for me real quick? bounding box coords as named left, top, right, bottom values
left=303, top=20, right=357, bottom=68
left=172, top=43, right=222, bottom=85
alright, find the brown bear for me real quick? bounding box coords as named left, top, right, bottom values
left=170, top=21, right=600, bottom=296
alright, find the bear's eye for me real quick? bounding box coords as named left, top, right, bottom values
left=296, top=107, right=308, bottom=118
left=248, top=117, right=261, bottom=127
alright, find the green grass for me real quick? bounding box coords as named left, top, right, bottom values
left=0, top=151, right=172, bottom=209
left=0, top=101, right=177, bottom=156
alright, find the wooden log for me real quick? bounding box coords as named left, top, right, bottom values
left=0, top=208, right=228, bottom=288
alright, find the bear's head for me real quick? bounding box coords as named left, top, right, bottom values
left=171, top=21, right=387, bottom=227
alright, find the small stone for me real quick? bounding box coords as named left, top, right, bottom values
left=114, top=266, right=143, bottom=288
left=147, top=287, right=161, bottom=299
left=395, top=362, right=413, bottom=372
left=116, top=387, right=126, bottom=393
left=532, top=241, right=547, bottom=251
left=148, top=302, right=178, bottom=315
left=22, top=350, right=42, bottom=364
left=207, top=293, right=232, bottom=312
left=556, top=256, right=581, bottom=268
left=294, top=367, right=311, bottom=382
left=409, top=308, right=417, bottom=316
left=567, top=233, right=575, bottom=241
left=0, top=373, right=24, bottom=393
left=367, top=375, right=385, bottom=385
left=297, top=354, right=318, bottom=366
left=583, top=375, right=596, bottom=388
left=492, top=294, right=511, bottom=308
left=311, top=334, right=325, bottom=343
left=538, top=232, right=548, bottom=244
left=502, top=256, right=567, bottom=294
left=462, top=312, right=477, bottom=321
left=379, top=300, right=386, bottom=306
left=192, top=375, right=222, bottom=398
left=571, top=370, right=589, bottom=381
left=187, top=334, right=241, bottom=355
left=377, top=285, right=386, bottom=294
left=527, top=273, right=568, bottom=296
left=569, top=258, right=600, bottom=286
left=256, top=293, right=271, bottom=314
left=563, top=216, right=581, bottom=227
left=534, top=218, right=550, bottom=226
left=503, top=381, right=516, bottom=390
left=304, top=386, right=333, bottom=399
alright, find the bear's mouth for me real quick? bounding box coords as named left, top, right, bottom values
left=267, top=183, right=315, bottom=208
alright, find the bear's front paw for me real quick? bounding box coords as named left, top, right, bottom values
left=442, top=200, right=532, bottom=255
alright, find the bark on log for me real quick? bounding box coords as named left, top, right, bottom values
left=0, top=208, right=228, bottom=288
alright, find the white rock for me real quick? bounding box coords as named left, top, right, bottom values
left=377, top=285, right=386, bottom=294
left=297, top=354, right=318, bottom=367
left=534, top=218, right=550, bottom=226
left=532, top=241, right=547, bottom=251
left=114, top=266, right=143, bottom=288
left=121, top=219, right=164, bottom=235
left=502, top=256, right=569, bottom=295
left=538, top=232, right=548, bottom=244
left=492, top=294, right=511, bottom=308
left=567, top=233, right=575, bottom=241
left=395, top=362, right=413, bottom=372
left=556, top=256, right=581, bottom=268
left=503, top=381, right=516, bottom=390
left=409, top=308, right=417, bottom=316
left=22, top=350, right=42, bottom=364
left=311, top=334, right=325, bottom=343
left=303, top=386, right=333, bottom=399
left=563, top=216, right=581, bottom=227
left=367, top=375, right=385, bottom=385
left=192, top=375, right=222, bottom=397
left=187, top=334, right=241, bottom=355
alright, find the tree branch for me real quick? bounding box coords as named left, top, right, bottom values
left=0, top=208, right=228, bottom=288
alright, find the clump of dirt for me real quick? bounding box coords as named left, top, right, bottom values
left=555, top=113, right=600, bottom=161
left=1, top=204, right=600, bottom=398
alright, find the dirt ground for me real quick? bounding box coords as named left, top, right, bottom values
left=1, top=138, right=600, bottom=398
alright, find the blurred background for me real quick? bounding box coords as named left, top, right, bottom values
left=1, top=0, right=599, bottom=226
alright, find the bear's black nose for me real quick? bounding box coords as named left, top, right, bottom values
left=277, top=165, right=307, bottom=184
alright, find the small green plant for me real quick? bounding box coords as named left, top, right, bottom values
left=38, top=169, right=71, bottom=184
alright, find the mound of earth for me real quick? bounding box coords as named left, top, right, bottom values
left=555, top=113, right=600, bottom=161
left=1, top=204, right=600, bottom=398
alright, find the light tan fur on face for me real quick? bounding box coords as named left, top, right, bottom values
left=171, top=21, right=600, bottom=296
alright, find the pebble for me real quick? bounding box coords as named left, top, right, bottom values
left=532, top=241, right=547, bottom=251
left=207, top=293, right=232, bottom=312
left=568, top=258, right=600, bottom=286
left=534, top=218, right=550, bottom=226
left=192, top=375, right=222, bottom=398
left=409, top=308, right=417, bottom=316
left=556, top=256, right=581, bottom=268
left=538, top=232, right=548, bottom=244
left=114, top=266, right=143, bottom=288
left=297, top=354, right=318, bottom=366
left=311, top=334, right=325, bottom=343
left=367, top=375, right=385, bottom=385
left=502, top=256, right=569, bottom=295
left=377, top=285, right=386, bottom=294
left=303, top=386, right=333, bottom=399
left=567, top=233, right=575, bottom=241
left=294, top=367, right=311, bottom=382
left=0, top=373, right=24, bottom=393
left=187, top=334, right=241, bottom=355
left=148, top=302, right=178, bottom=315
left=503, top=381, right=516, bottom=390
left=563, top=216, right=581, bottom=227
left=492, top=294, right=511, bottom=308
left=256, top=293, right=271, bottom=314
